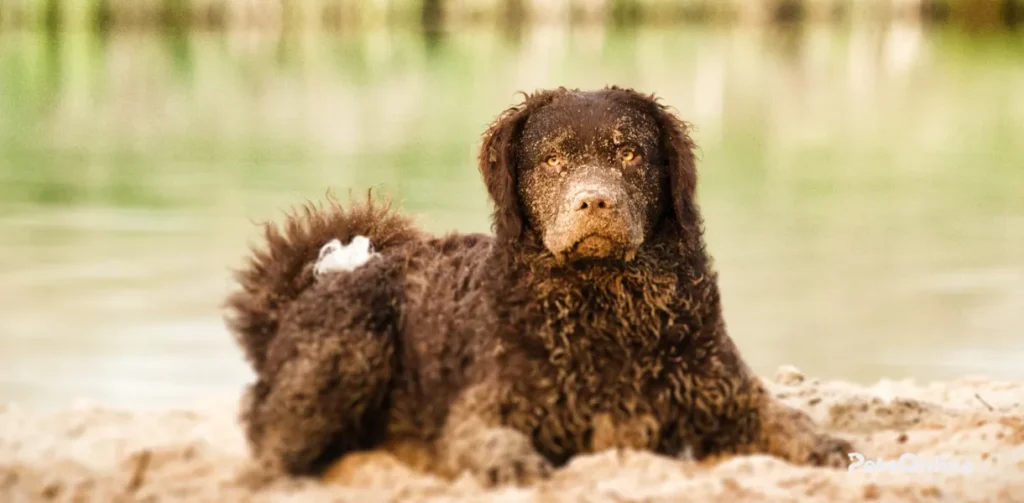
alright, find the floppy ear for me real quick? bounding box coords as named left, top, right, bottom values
left=607, top=86, right=700, bottom=229
left=477, top=89, right=563, bottom=244
left=653, top=101, right=699, bottom=228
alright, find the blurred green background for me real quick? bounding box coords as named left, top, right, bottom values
left=0, top=0, right=1022, bottom=409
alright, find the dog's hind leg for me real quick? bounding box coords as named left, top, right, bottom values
left=224, top=194, right=422, bottom=380
left=238, top=256, right=404, bottom=479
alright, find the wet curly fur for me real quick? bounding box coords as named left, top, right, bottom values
left=224, top=86, right=855, bottom=486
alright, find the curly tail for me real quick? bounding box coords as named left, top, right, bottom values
left=223, top=190, right=423, bottom=375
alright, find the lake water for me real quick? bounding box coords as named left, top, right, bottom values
left=1, top=24, right=1022, bottom=409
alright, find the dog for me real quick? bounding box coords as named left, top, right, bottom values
left=224, top=86, right=854, bottom=486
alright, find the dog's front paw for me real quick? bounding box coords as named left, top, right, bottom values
left=481, top=444, right=552, bottom=487
left=446, top=426, right=553, bottom=487
left=806, top=435, right=856, bottom=469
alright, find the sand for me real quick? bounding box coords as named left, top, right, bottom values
left=2, top=366, right=1022, bottom=503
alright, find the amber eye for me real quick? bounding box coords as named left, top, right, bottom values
left=545, top=154, right=562, bottom=168
left=620, top=148, right=637, bottom=163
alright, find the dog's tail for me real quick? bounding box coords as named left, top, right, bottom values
left=223, top=189, right=422, bottom=375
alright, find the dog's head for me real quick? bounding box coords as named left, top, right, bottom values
left=478, top=86, right=699, bottom=263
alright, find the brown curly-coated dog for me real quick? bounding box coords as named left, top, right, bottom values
left=224, top=86, right=855, bottom=486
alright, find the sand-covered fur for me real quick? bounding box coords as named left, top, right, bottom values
left=222, top=87, right=856, bottom=486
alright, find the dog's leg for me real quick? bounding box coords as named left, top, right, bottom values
left=437, top=382, right=553, bottom=486
left=683, top=332, right=854, bottom=468
left=238, top=259, right=401, bottom=481
left=750, top=391, right=854, bottom=468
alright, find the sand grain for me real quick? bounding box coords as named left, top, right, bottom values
left=2, top=367, right=1022, bottom=503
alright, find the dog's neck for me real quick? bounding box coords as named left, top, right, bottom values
left=489, top=228, right=711, bottom=317
left=489, top=229, right=716, bottom=358
left=498, top=220, right=707, bottom=274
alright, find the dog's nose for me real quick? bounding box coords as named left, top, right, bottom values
left=572, top=189, right=616, bottom=212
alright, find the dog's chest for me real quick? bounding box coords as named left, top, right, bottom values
left=491, top=263, right=709, bottom=461
left=500, top=297, right=690, bottom=462
left=506, top=342, right=685, bottom=463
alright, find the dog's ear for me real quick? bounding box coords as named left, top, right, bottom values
left=478, top=89, right=563, bottom=244
left=607, top=87, right=699, bottom=229
left=653, top=100, right=699, bottom=228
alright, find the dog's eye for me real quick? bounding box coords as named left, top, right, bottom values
left=619, top=148, right=637, bottom=163
left=545, top=155, right=562, bottom=168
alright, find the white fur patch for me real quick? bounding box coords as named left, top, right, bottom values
left=313, top=236, right=379, bottom=277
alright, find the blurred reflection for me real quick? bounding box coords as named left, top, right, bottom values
left=0, top=23, right=1021, bottom=408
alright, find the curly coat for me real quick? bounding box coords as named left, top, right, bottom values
left=224, top=86, right=854, bottom=485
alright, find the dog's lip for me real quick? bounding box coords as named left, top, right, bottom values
left=566, top=232, right=640, bottom=260
left=574, top=232, right=610, bottom=243
left=570, top=233, right=614, bottom=249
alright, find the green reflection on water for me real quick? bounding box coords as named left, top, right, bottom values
left=0, top=25, right=1022, bottom=408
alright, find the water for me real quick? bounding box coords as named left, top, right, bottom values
left=1, top=25, right=1022, bottom=410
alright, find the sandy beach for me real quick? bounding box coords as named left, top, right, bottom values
left=2, top=366, right=1021, bottom=503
